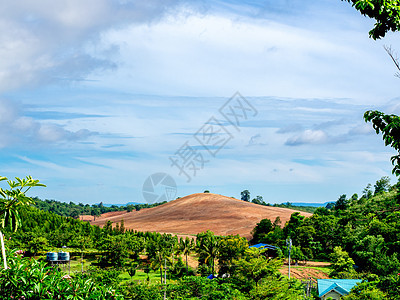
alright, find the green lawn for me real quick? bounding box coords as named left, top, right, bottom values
left=119, top=270, right=163, bottom=284
left=61, top=257, right=167, bottom=284
left=43, top=253, right=186, bottom=285
left=69, top=258, right=89, bottom=273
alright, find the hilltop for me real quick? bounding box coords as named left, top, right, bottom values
left=87, top=193, right=312, bottom=239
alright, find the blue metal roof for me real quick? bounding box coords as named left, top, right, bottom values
left=317, top=279, right=361, bottom=297
left=249, top=243, right=278, bottom=250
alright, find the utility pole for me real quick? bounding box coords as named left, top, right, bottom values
left=0, top=232, right=7, bottom=269
left=286, top=238, right=292, bottom=279
left=163, top=258, right=167, bottom=300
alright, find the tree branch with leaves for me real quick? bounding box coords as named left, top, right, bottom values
left=342, top=0, right=400, bottom=39
left=364, top=111, right=400, bottom=176
left=0, top=176, right=45, bottom=268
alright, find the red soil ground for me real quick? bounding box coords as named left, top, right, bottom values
left=279, top=261, right=331, bottom=280
left=85, top=193, right=312, bottom=239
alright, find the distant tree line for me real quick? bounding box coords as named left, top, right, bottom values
left=33, top=197, right=167, bottom=219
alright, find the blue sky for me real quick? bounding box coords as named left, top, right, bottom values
left=1, top=0, right=400, bottom=204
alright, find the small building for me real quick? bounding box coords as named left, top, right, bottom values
left=317, top=279, right=361, bottom=300
left=249, top=243, right=277, bottom=250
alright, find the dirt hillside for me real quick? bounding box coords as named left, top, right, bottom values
left=88, top=193, right=312, bottom=239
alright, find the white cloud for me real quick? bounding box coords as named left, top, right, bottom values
left=285, top=129, right=328, bottom=146
left=0, top=1, right=398, bottom=102
left=0, top=99, right=96, bottom=148
left=0, top=0, right=187, bottom=92
left=89, top=9, right=400, bottom=101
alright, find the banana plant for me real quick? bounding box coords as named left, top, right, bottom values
left=0, top=176, right=45, bottom=268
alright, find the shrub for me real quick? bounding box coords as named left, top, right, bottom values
left=0, top=249, right=123, bottom=299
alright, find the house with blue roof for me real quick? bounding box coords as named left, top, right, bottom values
left=317, top=279, right=361, bottom=299
left=249, top=243, right=278, bottom=250
left=249, top=243, right=279, bottom=257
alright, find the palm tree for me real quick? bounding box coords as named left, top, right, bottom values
left=0, top=176, right=45, bottom=268
left=199, top=234, right=220, bottom=276
left=179, top=237, right=193, bottom=276
left=150, top=250, right=164, bottom=283
left=171, top=238, right=180, bottom=267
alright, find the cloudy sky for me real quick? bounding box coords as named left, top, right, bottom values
left=1, top=0, right=399, bottom=205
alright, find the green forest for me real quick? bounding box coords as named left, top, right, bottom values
left=0, top=173, right=399, bottom=299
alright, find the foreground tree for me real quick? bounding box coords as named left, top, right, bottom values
left=364, top=111, right=400, bottom=176
left=98, top=235, right=129, bottom=268
left=218, top=235, right=248, bottom=276
left=0, top=249, right=123, bottom=299
left=229, top=247, right=307, bottom=300
left=196, top=231, right=220, bottom=275
left=283, top=212, right=305, bottom=239
left=250, top=218, right=273, bottom=244
left=27, top=236, right=49, bottom=257
left=0, top=176, right=45, bottom=268
left=342, top=0, right=400, bottom=39
left=330, top=246, right=358, bottom=278
left=234, top=253, right=281, bottom=288
left=146, top=233, right=173, bottom=283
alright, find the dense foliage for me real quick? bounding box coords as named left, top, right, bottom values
left=124, top=248, right=306, bottom=300
left=0, top=249, right=123, bottom=299
left=0, top=194, right=315, bottom=299
left=3, top=174, right=400, bottom=298
left=251, top=177, right=400, bottom=298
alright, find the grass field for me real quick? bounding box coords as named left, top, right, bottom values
left=57, top=256, right=168, bottom=285
left=119, top=270, right=163, bottom=284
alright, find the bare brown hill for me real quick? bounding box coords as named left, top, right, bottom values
left=88, top=193, right=312, bottom=239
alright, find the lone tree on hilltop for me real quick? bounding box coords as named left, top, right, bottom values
left=241, top=190, right=250, bottom=202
